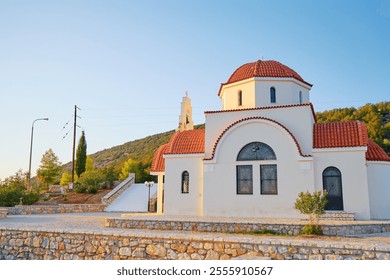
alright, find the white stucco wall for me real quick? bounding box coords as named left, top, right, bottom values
left=220, top=79, right=255, bottom=110
left=163, top=154, right=204, bottom=216
left=203, top=119, right=314, bottom=218
left=367, top=161, right=390, bottom=219
left=312, top=148, right=371, bottom=220
left=219, top=78, right=310, bottom=111
left=205, top=105, right=315, bottom=159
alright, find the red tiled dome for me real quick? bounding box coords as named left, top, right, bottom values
left=226, top=60, right=312, bottom=86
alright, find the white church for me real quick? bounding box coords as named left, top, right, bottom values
left=150, top=59, right=390, bottom=220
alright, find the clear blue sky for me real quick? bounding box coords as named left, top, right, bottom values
left=1, top=0, right=389, bottom=180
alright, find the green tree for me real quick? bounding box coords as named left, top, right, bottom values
left=0, top=170, right=39, bottom=206
left=119, top=158, right=139, bottom=181
left=99, top=165, right=117, bottom=188
left=60, top=171, right=77, bottom=186
left=75, top=130, right=87, bottom=177
left=119, top=159, right=154, bottom=182
left=75, top=170, right=104, bottom=194
left=37, top=149, right=62, bottom=187
left=294, top=190, right=328, bottom=235
left=86, top=155, right=94, bottom=172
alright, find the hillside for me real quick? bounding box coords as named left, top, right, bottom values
left=61, top=102, right=389, bottom=181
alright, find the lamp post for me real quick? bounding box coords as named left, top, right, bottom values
left=144, top=181, right=154, bottom=212
left=28, top=118, right=49, bottom=191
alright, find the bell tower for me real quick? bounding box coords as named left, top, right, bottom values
left=177, top=91, right=194, bottom=131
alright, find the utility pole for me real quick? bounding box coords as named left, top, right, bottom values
left=71, top=105, right=81, bottom=184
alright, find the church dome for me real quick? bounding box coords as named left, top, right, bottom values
left=226, top=60, right=312, bottom=86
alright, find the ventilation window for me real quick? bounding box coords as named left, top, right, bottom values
left=238, top=90, right=243, bottom=106
left=270, top=87, right=276, bottom=103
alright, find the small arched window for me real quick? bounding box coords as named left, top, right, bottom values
left=270, top=87, right=276, bottom=103
left=238, top=90, right=243, bottom=106
left=181, top=171, right=189, bottom=193
left=237, top=142, right=276, bottom=161
left=299, top=91, right=303, bottom=104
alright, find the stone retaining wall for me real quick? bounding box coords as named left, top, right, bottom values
left=8, top=204, right=104, bottom=215
left=1, top=228, right=389, bottom=260
left=0, top=208, right=8, bottom=219
left=105, top=218, right=390, bottom=236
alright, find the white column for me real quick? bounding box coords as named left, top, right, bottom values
left=157, top=173, right=164, bottom=214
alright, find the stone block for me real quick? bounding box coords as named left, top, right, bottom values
left=119, top=247, right=132, bottom=256
left=171, top=243, right=187, bottom=253
left=205, top=250, right=219, bottom=260
left=213, top=243, right=224, bottom=252
left=191, top=253, right=202, bottom=260
left=166, top=249, right=178, bottom=260
left=178, top=253, right=191, bottom=260
left=146, top=244, right=166, bottom=257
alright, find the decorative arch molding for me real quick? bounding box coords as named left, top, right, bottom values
left=204, top=117, right=311, bottom=161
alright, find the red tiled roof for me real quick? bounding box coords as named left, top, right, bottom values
left=150, top=129, right=205, bottom=173
left=218, top=60, right=312, bottom=96
left=366, top=140, right=390, bottom=162
left=165, top=129, right=205, bottom=155
left=204, top=117, right=310, bottom=161
left=150, top=144, right=169, bottom=173
left=313, top=121, right=369, bottom=148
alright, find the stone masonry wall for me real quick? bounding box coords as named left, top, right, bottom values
left=1, top=229, right=389, bottom=260
left=105, top=218, right=390, bottom=236
left=8, top=204, right=104, bottom=215
left=0, top=208, right=8, bottom=219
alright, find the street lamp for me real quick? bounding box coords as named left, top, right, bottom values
left=144, top=181, right=154, bottom=212
left=28, top=118, right=49, bottom=191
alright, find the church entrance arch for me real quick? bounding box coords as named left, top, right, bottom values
left=322, top=166, right=344, bottom=210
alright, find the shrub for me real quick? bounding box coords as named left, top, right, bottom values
left=300, top=224, right=323, bottom=235
left=74, top=183, right=87, bottom=193
left=294, top=190, right=328, bottom=235
left=21, top=192, right=40, bottom=205
left=86, top=185, right=98, bottom=194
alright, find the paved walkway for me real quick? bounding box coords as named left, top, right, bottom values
left=1, top=212, right=390, bottom=247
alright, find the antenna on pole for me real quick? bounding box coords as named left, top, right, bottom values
left=71, top=105, right=81, bottom=185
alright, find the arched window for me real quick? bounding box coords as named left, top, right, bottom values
left=236, top=142, right=277, bottom=195
left=181, top=171, right=189, bottom=194
left=270, top=87, right=276, bottom=103
left=238, top=90, right=243, bottom=106
left=322, top=167, right=343, bottom=210
left=237, top=142, right=276, bottom=161
left=299, top=91, right=303, bottom=104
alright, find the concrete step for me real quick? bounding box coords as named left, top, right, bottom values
left=321, top=211, right=355, bottom=221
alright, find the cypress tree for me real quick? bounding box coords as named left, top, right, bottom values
left=75, top=131, right=87, bottom=177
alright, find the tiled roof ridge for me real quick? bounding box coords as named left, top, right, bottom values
left=366, top=140, right=390, bottom=162
left=205, top=102, right=317, bottom=122
left=204, top=116, right=310, bottom=161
